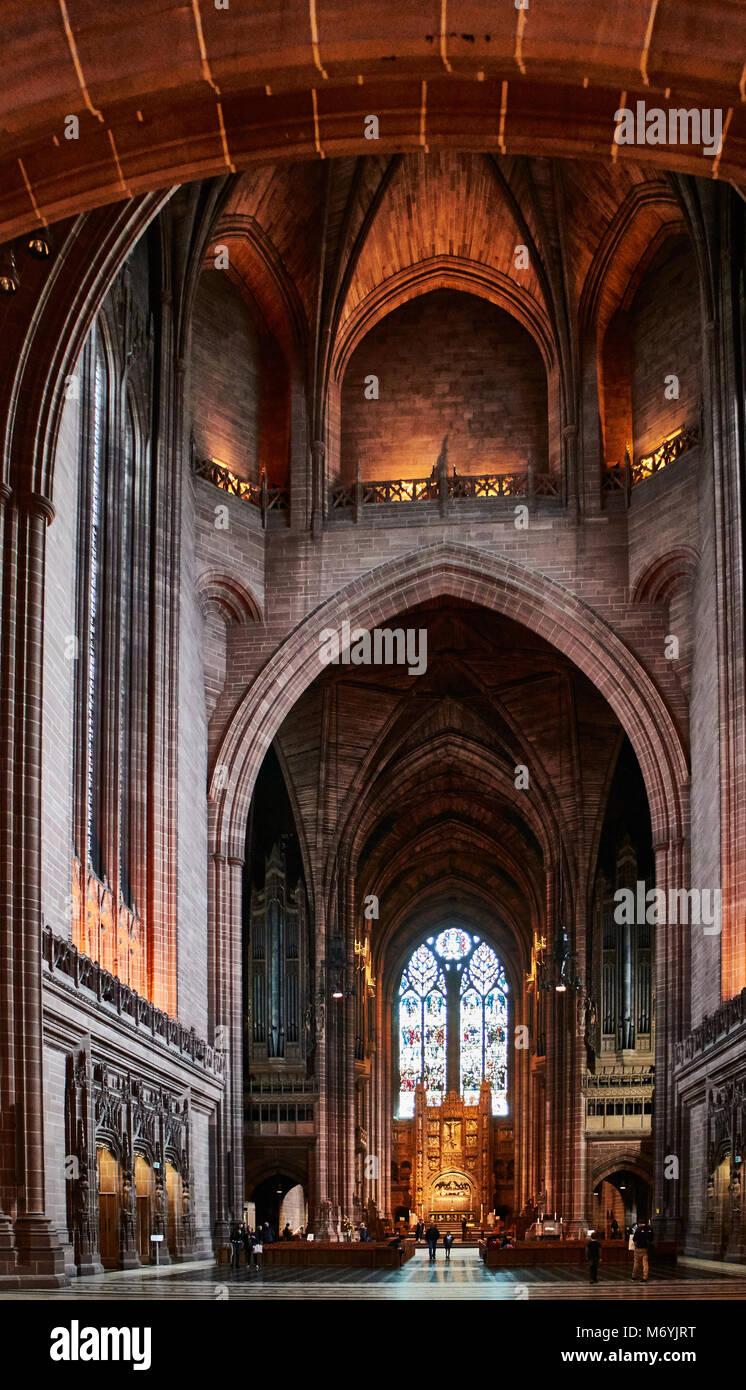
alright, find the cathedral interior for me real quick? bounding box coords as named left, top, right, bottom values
left=1, top=1, right=746, bottom=1309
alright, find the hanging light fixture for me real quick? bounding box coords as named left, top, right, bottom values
left=27, top=228, right=52, bottom=260
left=0, top=248, right=20, bottom=293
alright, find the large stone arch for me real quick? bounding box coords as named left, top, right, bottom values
left=591, top=1152, right=655, bottom=1190
left=209, top=540, right=691, bottom=1220
left=2, top=3, right=744, bottom=241
left=210, top=540, right=689, bottom=859
left=333, top=257, right=556, bottom=378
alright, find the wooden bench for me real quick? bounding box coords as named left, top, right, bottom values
left=260, top=1240, right=416, bottom=1269
left=480, top=1240, right=676, bottom=1269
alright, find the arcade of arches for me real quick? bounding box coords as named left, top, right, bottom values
left=1, top=4, right=746, bottom=1288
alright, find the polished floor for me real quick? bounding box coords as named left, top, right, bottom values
left=4, top=1248, right=746, bottom=1300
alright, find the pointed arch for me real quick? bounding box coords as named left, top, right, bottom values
left=210, top=541, right=689, bottom=861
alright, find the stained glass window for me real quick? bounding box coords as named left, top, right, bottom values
left=398, top=933, right=509, bottom=1117
left=460, top=942, right=509, bottom=1115
left=398, top=944, right=447, bottom=1116
left=434, top=928, right=471, bottom=961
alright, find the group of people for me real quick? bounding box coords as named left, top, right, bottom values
left=229, top=1222, right=267, bottom=1270
left=586, top=1220, right=654, bottom=1284
left=485, top=1234, right=515, bottom=1250
left=230, top=1218, right=307, bottom=1268
left=415, top=1223, right=457, bottom=1262
left=230, top=1219, right=306, bottom=1268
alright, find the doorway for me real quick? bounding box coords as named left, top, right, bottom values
left=592, top=1169, right=651, bottom=1235
left=712, top=1152, right=731, bottom=1257
left=135, top=1154, right=154, bottom=1263
left=250, top=1174, right=299, bottom=1237
left=97, top=1145, right=120, bottom=1269
left=166, top=1161, right=182, bottom=1259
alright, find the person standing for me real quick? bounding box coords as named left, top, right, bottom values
left=443, top=1231, right=455, bottom=1262
left=425, top=1223, right=439, bottom=1262
left=586, top=1230, right=602, bottom=1284
left=415, top=1219, right=424, bottom=1242
left=461, top=1218, right=468, bottom=1241
left=631, top=1221, right=652, bottom=1282
left=230, top=1222, right=244, bottom=1269
left=610, top=1217, right=619, bottom=1240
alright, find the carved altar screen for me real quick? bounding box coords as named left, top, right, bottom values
left=398, top=931, right=509, bottom=1118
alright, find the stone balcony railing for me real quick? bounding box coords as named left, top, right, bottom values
left=603, top=423, right=699, bottom=501
left=674, top=987, right=746, bottom=1067
left=331, top=466, right=561, bottom=514
left=194, top=457, right=289, bottom=522
left=42, top=926, right=226, bottom=1080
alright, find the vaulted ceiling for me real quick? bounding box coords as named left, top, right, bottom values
left=207, top=151, right=687, bottom=409
left=273, top=599, right=627, bottom=976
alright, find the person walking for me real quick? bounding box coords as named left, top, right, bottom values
left=425, top=1223, right=439, bottom=1262
left=586, top=1230, right=602, bottom=1284
left=443, top=1231, right=455, bottom=1262
left=631, top=1221, right=652, bottom=1282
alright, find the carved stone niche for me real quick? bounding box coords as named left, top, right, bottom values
left=65, top=1048, right=103, bottom=1276
left=706, top=1076, right=746, bottom=1261
left=87, top=1062, right=196, bottom=1267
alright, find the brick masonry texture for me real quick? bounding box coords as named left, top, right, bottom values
left=630, top=237, right=702, bottom=457
left=177, top=467, right=210, bottom=1039
left=340, top=289, right=549, bottom=482
left=190, top=270, right=260, bottom=481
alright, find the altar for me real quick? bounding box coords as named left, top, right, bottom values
left=413, top=1081, right=494, bottom=1223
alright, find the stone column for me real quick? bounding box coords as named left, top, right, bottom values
left=652, top=835, right=689, bottom=1242
left=148, top=305, right=182, bottom=1017
left=209, top=849, right=244, bottom=1239
left=0, top=482, right=18, bottom=1282
left=543, top=868, right=561, bottom=1217
left=310, top=440, right=326, bottom=538
left=562, top=423, right=580, bottom=518
left=4, top=491, right=66, bottom=1284
left=571, top=895, right=590, bottom=1228
left=310, top=923, right=331, bottom=1237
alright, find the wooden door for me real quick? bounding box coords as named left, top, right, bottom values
left=135, top=1155, right=153, bottom=1263
left=97, top=1146, right=121, bottom=1269
left=166, top=1162, right=182, bottom=1259
left=99, top=1195, right=119, bottom=1268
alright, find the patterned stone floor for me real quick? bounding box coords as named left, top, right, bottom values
left=4, top=1248, right=746, bottom=1300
